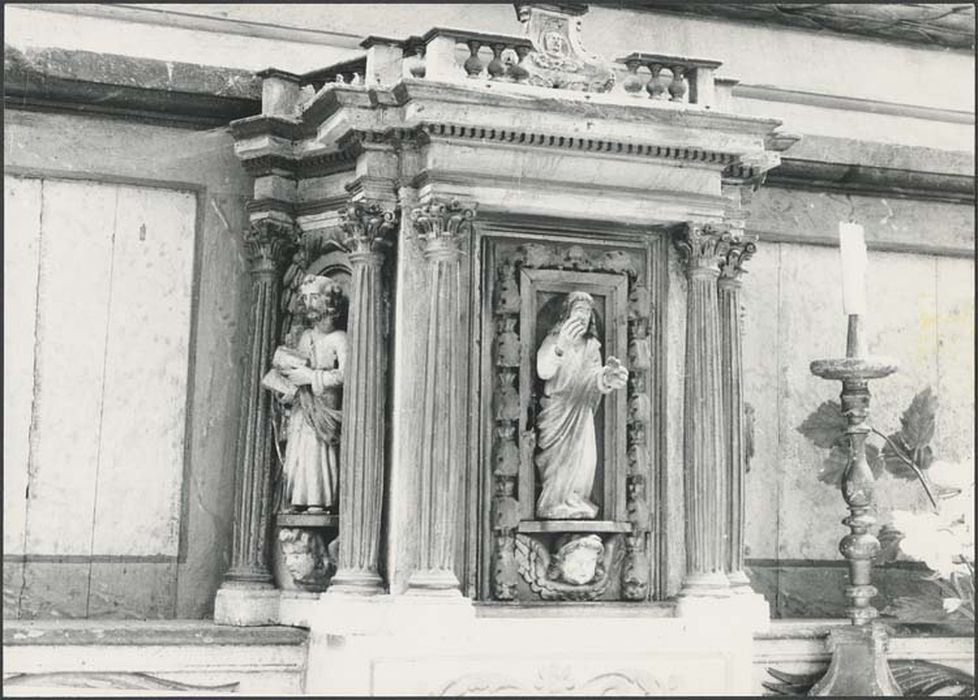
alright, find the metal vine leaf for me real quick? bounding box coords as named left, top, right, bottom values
left=897, top=387, right=938, bottom=450
left=797, top=400, right=847, bottom=449
left=881, top=386, right=938, bottom=480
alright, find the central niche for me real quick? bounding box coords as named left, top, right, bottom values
left=483, top=236, right=656, bottom=603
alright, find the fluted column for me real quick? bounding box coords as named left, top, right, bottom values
left=329, top=202, right=397, bottom=594
left=718, top=237, right=756, bottom=590
left=406, top=199, right=475, bottom=594
left=225, top=218, right=297, bottom=586
left=675, top=223, right=733, bottom=598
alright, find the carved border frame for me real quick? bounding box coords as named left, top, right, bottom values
left=478, top=232, right=658, bottom=602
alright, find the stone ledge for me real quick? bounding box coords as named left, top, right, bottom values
left=3, top=620, right=308, bottom=647
left=3, top=44, right=261, bottom=127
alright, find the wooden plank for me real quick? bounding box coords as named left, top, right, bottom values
left=25, top=180, right=116, bottom=555
left=3, top=176, right=42, bottom=556
left=934, top=257, right=975, bottom=465
left=90, top=185, right=196, bottom=557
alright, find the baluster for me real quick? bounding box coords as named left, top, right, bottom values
left=623, top=59, right=645, bottom=97
left=463, top=39, right=484, bottom=78
left=646, top=63, right=667, bottom=100
left=669, top=65, right=688, bottom=102
left=406, top=45, right=426, bottom=79
left=508, top=45, right=531, bottom=83
left=487, top=43, right=507, bottom=81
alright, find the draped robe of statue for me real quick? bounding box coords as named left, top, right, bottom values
left=283, top=327, right=347, bottom=509
left=535, top=331, right=614, bottom=519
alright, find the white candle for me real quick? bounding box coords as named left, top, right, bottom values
left=839, top=222, right=867, bottom=315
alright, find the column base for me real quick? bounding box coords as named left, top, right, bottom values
left=404, top=569, right=463, bottom=596
left=809, top=623, right=902, bottom=696
left=213, top=583, right=280, bottom=627
left=677, top=571, right=733, bottom=600
left=329, top=568, right=385, bottom=596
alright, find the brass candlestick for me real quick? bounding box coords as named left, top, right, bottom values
left=807, top=314, right=902, bottom=696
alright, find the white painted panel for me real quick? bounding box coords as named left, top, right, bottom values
left=25, top=180, right=117, bottom=555
left=3, top=176, right=43, bottom=555
left=91, top=185, right=196, bottom=556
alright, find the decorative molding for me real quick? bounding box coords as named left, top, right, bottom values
left=767, top=159, right=975, bottom=205
left=642, top=3, right=975, bottom=51
left=16, top=3, right=366, bottom=48
left=3, top=44, right=260, bottom=128
left=420, top=122, right=739, bottom=165
left=734, top=84, right=975, bottom=127
left=2, top=672, right=240, bottom=692
left=438, top=665, right=679, bottom=696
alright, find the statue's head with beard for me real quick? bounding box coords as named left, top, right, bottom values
left=550, top=290, right=598, bottom=340
left=297, top=275, right=346, bottom=331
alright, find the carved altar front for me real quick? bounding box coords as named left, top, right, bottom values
left=213, top=2, right=795, bottom=692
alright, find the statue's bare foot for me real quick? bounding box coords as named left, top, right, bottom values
left=306, top=506, right=325, bottom=514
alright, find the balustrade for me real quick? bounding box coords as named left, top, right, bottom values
left=397, top=29, right=534, bottom=84
left=617, top=53, right=721, bottom=106
left=284, top=32, right=723, bottom=109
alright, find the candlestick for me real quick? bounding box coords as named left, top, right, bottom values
left=839, top=222, right=867, bottom=316
left=807, top=314, right=901, bottom=696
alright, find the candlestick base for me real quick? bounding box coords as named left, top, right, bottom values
left=809, top=623, right=902, bottom=696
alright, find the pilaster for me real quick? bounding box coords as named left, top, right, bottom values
left=718, top=236, right=757, bottom=591
left=328, top=201, right=398, bottom=595
left=405, top=198, right=476, bottom=595
left=673, top=223, right=732, bottom=601
left=215, top=216, right=297, bottom=625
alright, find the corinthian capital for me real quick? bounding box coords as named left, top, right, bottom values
left=410, top=198, right=476, bottom=258
left=244, top=218, right=298, bottom=271
left=340, top=201, right=398, bottom=258
left=674, top=223, right=736, bottom=276
left=719, top=236, right=758, bottom=283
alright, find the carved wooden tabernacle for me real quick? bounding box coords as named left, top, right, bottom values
left=485, top=236, right=658, bottom=602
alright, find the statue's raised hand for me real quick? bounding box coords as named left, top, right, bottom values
left=557, top=317, right=587, bottom=348
left=601, top=356, right=628, bottom=390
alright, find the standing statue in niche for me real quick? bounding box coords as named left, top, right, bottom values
left=263, top=274, right=348, bottom=512
left=535, top=291, right=628, bottom=519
